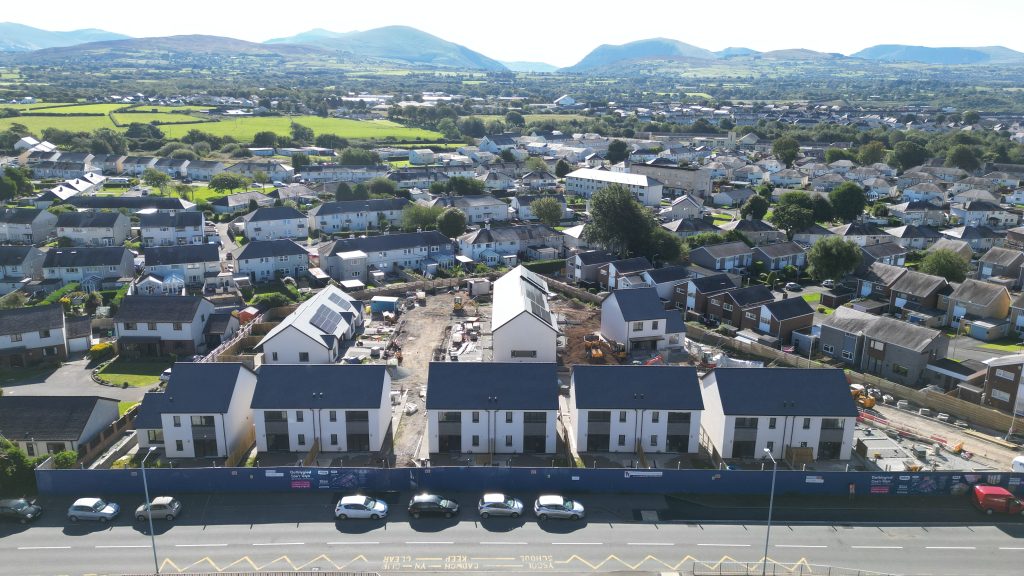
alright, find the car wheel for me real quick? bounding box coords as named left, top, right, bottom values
left=444, top=512, right=452, bottom=519
left=538, top=513, right=548, bottom=521
left=99, top=517, right=108, bottom=524
left=165, top=514, right=174, bottom=521
left=337, top=514, right=347, bottom=520
left=19, top=518, right=28, bottom=524
left=570, top=514, right=579, bottom=521
left=986, top=508, right=994, bottom=515
left=371, top=514, right=380, bottom=520
left=480, top=512, right=489, bottom=519
left=412, top=512, right=420, bottom=519
left=511, top=512, right=520, bottom=519
left=136, top=515, right=145, bottom=522
left=69, top=515, right=78, bottom=523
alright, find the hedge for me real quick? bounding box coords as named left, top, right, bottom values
left=523, top=259, right=565, bottom=275
left=40, top=282, right=80, bottom=306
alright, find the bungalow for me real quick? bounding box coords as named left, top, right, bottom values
left=883, top=225, right=942, bottom=250
left=318, top=231, right=455, bottom=281
left=566, top=249, right=616, bottom=284
left=0, top=208, right=57, bottom=244
left=308, top=198, right=409, bottom=233
left=491, top=266, right=559, bottom=363
left=42, top=247, right=134, bottom=289
left=570, top=365, right=703, bottom=453
left=717, top=218, right=785, bottom=246
left=0, top=396, right=118, bottom=458
left=232, top=239, right=310, bottom=283
left=0, top=304, right=69, bottom=368
left=600, top=256, right=654, bottom=290
left=0, top=245, right=44, bottom=295
left=429, top=194, right=510, bottom=224
left=426, top=362, right=558, bottom=454
left=135, top=363, right=258, bottom=459
left=662, top=217, right=719, bottom=239
left=699, top=368, right=857, bottom=460
left=689, top=241, right=754, bottom=272
left=252, top=364, right=391, bottom=453
left=752, top=241, right=806, bottom=271
left=978, top=247, right=1024, bottom=288
left=889, top=201, right=945, bottom=227
left=210, top=191, right=275, bottom=214
left=238, top=206, right=308, bottom=241
left=139, top=211, right=206, bottom=247
left=600, top=287, right=686, bottom=353
left=510, top=194, right=567, bottom=222
left=257, top=285, right=363, bottom=365
left=144, top=244, right=222, bottom=287
left=711, top=187, right=754, bottom=208
left=114, top=295, right=215, bottom=357
left=457, top=224, right=562, bottom=265
left=55, top=212, right=130, bottom=247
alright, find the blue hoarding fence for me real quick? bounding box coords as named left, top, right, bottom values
left=35, top=465, right=1024, bottom=498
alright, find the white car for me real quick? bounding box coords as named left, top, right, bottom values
left=334, top=495, right=388, bottom=520
left=67, top=498, right=120, bottom=523
left=135, top=496, right=182, bottom=522
left=159, top=368, right=172, bottom=383
left=533, top=495, right=585, bottom=520
left=477, top=493, right=524, bottom=518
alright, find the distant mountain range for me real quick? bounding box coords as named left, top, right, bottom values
left=0, top=22, right=129, bottom=51
left=500, top=61, right=558, bottom=73
left=852, top=44, right=1024, bottom=65
left=563, top=38, right=717, bottom=72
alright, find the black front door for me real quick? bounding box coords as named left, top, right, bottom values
left=587, top=434, right=609, bottom=451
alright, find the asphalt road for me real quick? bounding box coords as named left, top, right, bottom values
left=0, top=355, right=148, bottom=402
left=2, top=491, right=1023, bottom=575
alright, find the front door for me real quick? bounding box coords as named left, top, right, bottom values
left=194, top=438, right=218, bottom=458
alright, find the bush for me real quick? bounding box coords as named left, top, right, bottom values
left=250, top=293, right=291, bottom=309
left=523, top=259, right=565, bottom=275
left=41, top=282, right=80, bottom=306
left=87, top=342, right=115, bottom=361
left=50, top=450, right=79, bottom=469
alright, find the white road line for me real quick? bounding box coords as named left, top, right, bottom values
left=698, top=543, right=751, bottom=547
left=628, top=542, right=674, bottom=546
left=852, top=546, right=904, bottom=549
left=175, top=543, right=228, bottom=548
left=925, top=546, right=976, bottom=550
left=17, top=546, right=71, bottom=550
left=551, top=542, right=603, bottom=545
left=479, top=541, right=528, bottom=545
left=775, top=544, right=828, bottom=548
left=96, top=545, right=149, bottom=549
left=253, top=542, right=304, bottom=546
left=326, top=541, right=380, bottom=545
left=405, top=541, right=454, bottom=545
left=999, top=547, right=1024, bottom=550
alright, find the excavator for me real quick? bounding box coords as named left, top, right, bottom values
left=850, top=383, right=876, bottom=409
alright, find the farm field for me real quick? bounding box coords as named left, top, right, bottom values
left=0, top=115, right=116, bottom=133
left=111, top=112, right=212, bottom=125
left=472, top=113, right=588, bottom=124
left=125, top=105, right=214, bottom=113
left=28, top=103, right=126, bottom=114
left=156, top=116, right=443, bottom=141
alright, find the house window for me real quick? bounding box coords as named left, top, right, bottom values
left=506, top=411, right=513, bottom=423
left=651, top=411, right=660, bottom=423
left=124, top=322, right=136, bottom=331
left=299, top=352, right=309, bottom=362
left=842, top=350, right=854, bottom=360
left=869, top=340, right=884, bottom=351
left=768, top=417, right=777, bottom=429
left=735, top=417, right=758, bottom=429
left=329, top=410, right=337, bottom=422
left=800, top=442, right=808, bottom=448
left=10, top=333, right=21, bottom=342
left=619, top=411, right=628, bottom=422
left=996, top=369, right=1015, bottom=380
left=330, top=433, right=338, bottom=445
left=893, top=364, right=909, bottom=376
left=295, top=411, right=304, bottom=422
left=172, top=416, right=181, bottom=427
left=745, top=312, right=757, bottom=321
left=472, top=435, right=480, bottom=447
left=173, top=322, right=182, bottom=331
left=766, top=441, right=775, bottom=452
left=147, top=322, right=157, bottom=330
left=175, top=440, right=183, bottom=452
left=711, top=298, right=720, bottom=306
left=147, top=430, right=163, bottom=443
left=472, top=411, right=480, bottom=423
left=297, top=434, right=305, bottom=446
left=650, top=435, right=658, bottom=447
left=822, top=344, right=834, bottom=354
left=272, top=352, right=278, bottom=361
left=39, top=329, right=50, bottom=338
left=633, top=321, right=644, bottom=332
left=802, top=418, right=811, bottom=429
left=618, top=434, right=626, bottom=446
left=722, top=303, right=733, bottom=312
left=511, top=350, right=537, bottom=358
left=505, top=435, right=513, bottom=447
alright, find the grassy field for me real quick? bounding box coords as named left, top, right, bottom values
left=29, top=103, right=126, bottom=114
left=118, top=401, right=139, bottom=417
left=0, top=101, right=75, bottom=110
left=111, top=112, right=212, bottom=125
left=98, top=359, right=171, bottom=387
left=801, top=293, right=821, bottom=304
left=472, top=114, right=588, bottom=124
left=159, top=116, right=443, bottom=141
left=125, top=105, right=214, bottom=113
left=711, top=212, right=734, bottom=225
left=0, top=115, right=116, bottom=133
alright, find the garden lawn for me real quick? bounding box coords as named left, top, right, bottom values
left=980, top=338, right=1024, bottom=353
left=98, top=359, right=172, bottom=387
left=802, top=293, right=821, bottom=304
left=118, top=401, right=139, bottom=417
left=712, top=212, right=734, bottom=225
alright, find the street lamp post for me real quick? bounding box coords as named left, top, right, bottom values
left=141, top=446, right=160, bottom=575
left=761, top=448, right=778, bottom=576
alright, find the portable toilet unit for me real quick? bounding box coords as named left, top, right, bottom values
left=370, top=295, right=400, bottom=315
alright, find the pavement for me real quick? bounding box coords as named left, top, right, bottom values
left=0, top=354, right=149, bottom=402
left=2, top=491, right=1023, bottom=575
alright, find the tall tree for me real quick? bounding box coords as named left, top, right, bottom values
left=890, top=140, right=929, bottom=171
left=209, top=173, right=249, bottom=193
left=582, top=184, right=656, bottom=256
left=530, top=196, right=564, bottom=227
left=919, top=249, right=971, bottom=282
left=554, top=159, right=572, bottom=178
left=290, top=122, right=314, bottom=145
left=290, top=153, right=310, bottom=173
left=606, top=139, right=629, bottom=165
left=141, top=168, right=171, bottom=195
left=945, top=144, right=980, bottom=172
left=401, top=204, right=443, bottom=231
left=806, top=236, right=862, bottom=281
left=525, top=157, right=549, bottom=173
left=825, top=147, right=857, bottom=164
left=857, top=141, right=886, bottom=165
left=436, top=207, right=467, bottom=237
left=457, top=117, right=485, bottom=138
left=829, top=182, right=867, bottom=222
left=771, top=136, right=800, bottom=167
left=252, top=131, right=278, bottom=148
left=504, top=111, right=525, bottom=127
left=769, top=204, right=814, bottom=239
left=811, top=196, right=834, bottom=223
left=335, top=182, right=367, bottom=201
left=740, top=195, right=769, bottom=221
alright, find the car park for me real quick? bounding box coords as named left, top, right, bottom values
left=408, top=493, right=459, bottom=519
left=477, top=493, right=523, bottom=518
left=67, top=498, right=120, bottom=523
left=0, top=498, right=42, bottom=524
left=334, top=495, right=389, bottom=520
left=533, top=495, right=585, bottom=520
left=135, top=496, right=182, bottom=522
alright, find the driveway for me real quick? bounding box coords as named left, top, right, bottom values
left=1, top=355, right=149, bottom=402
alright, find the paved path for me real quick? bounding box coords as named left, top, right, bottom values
left=1, top=355, right=149, bottom=402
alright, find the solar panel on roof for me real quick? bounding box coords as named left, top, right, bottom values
left=530, top=301, right=553, bottom=326
left=327, top=292, right=346, bottom=306
left=310, top=304, right=343, bottom=334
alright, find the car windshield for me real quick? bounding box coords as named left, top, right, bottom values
left=361, top=497, right=374, bottom=508
left=506, top=498, right=517, bottom=506
left=8, top=500, right=28, bottom=511
left=92, top=501, right=106, bottom=511
left=563, top=499, right=576, bottom=508
left=441, top=499, right=454, bottom=508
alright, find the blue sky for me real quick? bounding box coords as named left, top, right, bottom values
left=6, top=0, right=1024, bottom=67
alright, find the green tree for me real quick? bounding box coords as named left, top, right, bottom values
left=499, top=149, right=515, bottom=162
left=209, top=173, right=249, bottom=193
left=811, top=196, right=834, bottom=223
left=769, top=204, right=814, bottom=239
left=525, top=157, right=549, bottom=173
left=530, top=196, right=564, bottom=227
left=367, top=177, right=397, bottom=197
left=870, top=203, right=889, bottom=218
left=290, top=122, right=314, bottom=145
left=436, top=207, right=467, bottom=237
left=252, top=170, right=269, bottom=186
left=0, top=174, right=16, bottom=202
left=962, top=110, right=980, bottom=125
left=252, top=131, right=278, bottom=147
left=919, top=249, right=971, bottom=282
left=740, top=194, right=769, bottom=220
left=642, top=226, right=686, bottom=264
left=829, top=182, right=867, bottom=222
left=436, top=118, right=461, bottom=140
left=945, top=144, right=980, bottom=172
left=505, top=111, right=525, bottom=127
left=825, top=147, right=857, bottom=164
left=554, top=159, right=572, bottom=178
left=315, top=134, right=349, bottom=150
left=806, top=236, right=862, bottom=281
left=891, top=140, right=929, bottom=171
left=771, top=136, right=800, bottom=167
left=334, top=182, right=367, bottom=201
left=442, top=176, right=487, bottom=196
left=606, top=139, right=629, bottom=164
left=756, top=184, right=773, bottom=201
left=290, top=153, right=310, bottom=173
left=457, top=116, right=486, bottom=138
left=50, top=450, right=78, bottom=469
left=5, top=167, right=32, bottom=195
left=857, top=141, right=886, bottom=165
left=174, top=183, right=193, bottom=201
left=338, top=148, right=379, bottom=165
left=401, top=203, right=443, bottom=231
left=582, top=184, right=656, bottom=256
left=141, top=168, right=171, bottom=195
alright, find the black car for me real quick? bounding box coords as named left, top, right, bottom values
left=407, top=494, right=459, bottom=519
left=0, top=498, right=43, bottom=524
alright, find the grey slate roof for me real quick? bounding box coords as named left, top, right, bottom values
left=890, top=270, right=947, bottom=296
left=689, top=274, right=735, bottom=293
left=252, top=365, right=386, bottom=409
left=645, top=265, right=691, bottom=284
left=862, top=262, right=906, bottom=286
left=572, top=365, right=703, bottom=410
left=311, top=198, right=409, bottom=216
left=322, top=231, right=451, bottom=256
left=706, top=368, right=858, bottom=417
left=65, top=315, right=91, bottom=339
left=144, top=244, right=219, bottom=267
left=719, top=219, right=778, bottom=233
left=948, top=279, right=1008, bottom=306
left=884, top=225, right=942, bottom=239
left=458, top=224, right=558, bottom=245
left=0, top=303, right=63, bottom=337
left=861, top=241, right=907, bottom=259
left=829, top=222, right=886, bottom=237
left=695, top=241, right=752, bottom=259
left=68, top=196, right=193, bottom=210
left=822, top=307, right=942, bottom=353
left=662, top=218, right=718, bottom=234
left=134, top=363, right=251, bottom=428
left=762, top=297, right=814, bottom=320
left=139, top=211, right=203, bottom=228
left=941, top=225, right=1000, bottom=240
left=43, top=247, right=130, bottom=268
left=114, top=295, right=206, bottom=323
left=725, top=285, right=775, bottom=307
left=234, top=239, right=309, bottom=260
left=0, top=208, right=47, bottom=224
left=607, top=287, right=666, bottom=321
left=0, top=245, right=35, bottom=266
left=203, top=313, right=235, bottom=336
left=610, top=257, right=653, bottom=274
left=210, top=191, right=272, bottom=208
left=979, top=247, right=1023, bottom=267
left=754, top=241, right=804, bottom=258
left=243, top=206, right=305, bottom=223
left=56, top=211, right=122, bottom=228
left=0, top=396, right=117, bottom=441
left=575, top=250, right=616, bottom=266
left=425, top=362, right=558, bottom=410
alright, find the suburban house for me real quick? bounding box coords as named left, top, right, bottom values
left=707, top=285, right=774, bottom=327
left=225, top=160, right=295, bottom=183
left=792, top=223, right=834, bottom=247
left=0, top=245, right=44, bottom=295
left=143, top=244, right=221, bottom=287
left=699, top=368, right=857, bottom=460
left=491, top=266, right=559, bottom=363
left=135, top=363, right=258, bottom=459
left=426, top=362, right=558, bottom=454
left=1010, top=294, right=1024, bottom=337
left=752, top=242, right=806, bottom=271
left=927, top=238, right=974, bottom=261
left=0, top=304, right=69, bottom=368
left=251, top=364, right=391, bottom=453
left=829, top=222, right=891, bottom=246
left=570, top=365, right=703, bottom=454
left=940, top=225, right=1003, bottom=252
left=949, top=201, right=1018, bottom=229
left=565, top=168, right=663, bottom=207
left=711, top=187, right=754, bottom=207
left=855, top=262, right=907, bottom=301
left=478, top=134, right=518, bottom=153
left=510, top=194, right=568, bottom=222
left=308, top=198, right=409, bottom=233
left=0, top=396, right=118, bottom=458
left=888, top=270, right=949, bottom=325
left=520, top=170, right=558, bottom=190
left=601, top=288, right=686, bottom=353
left=232, top=240, right=310, bottom=282
left=268, top=184, right=319, bottom=206
left=139, top=212, right=205, bottom=247
left=153, top=157, right=189, bottom=178
left=742, top=297, right=815, bottom=346
left=683, top=273, right=737, bottom=314
left=717, top=218, right=785, bottom=246
left=185, top=160, right=226, bottom=181
left=477, top=170, right=515, bottom=191
left=659, top=194, right=704, bottom=220
left=317, top=231, right=455, bottom=281
left=980, top=354, right=1024, bottom=416
left=819, top=307, right=948, bottom=385
left=42, top=247, right=134, bottom=289
left=689, top=241, right=754, bottom=272
left=55, top=212, right=130, bottom=247
left=429, top=194, right=510, bottom=224
left=68, top=195, right=196, bottom=213
left=977, top=247, right=1024, bottom=288
left=408, top=148, right=435, bottom=165
left=114, top=295, right=215, bottom=357
left=210, top=191, right=275, bottom=214
left=641, top=265, right=695, bottom=300
left=662, top=217, right=720, bottom=239
left=238, top=206, right=307, bottom=241
left=600, top=257, right=654, bottom=290
left=566, top=250, right=616, bottom=284
left=859, top=241, right=908, bottom=268
left=889, top=201, right=945, bottom=227
left=0, top=208, right=57, bottom=244
left=257, top=285, right=364, bottom=365
left=120, top=156, right=158, bottom=176
left=944, top=279, right=1012, bottom=338
left=883, top=225, right=942, bottom=250
left=457, top=224, right=562, bottom=265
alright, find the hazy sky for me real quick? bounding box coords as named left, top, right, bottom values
left=7, top=0, right=1024, bottom=67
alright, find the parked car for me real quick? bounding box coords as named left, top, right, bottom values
left=334, top=495, right=389, bottom=520
left=822, top=279, right=836, bottom=289
left=784, top=282, right=802, bottom=291
left=533, top=495, right=585, bottom=520
left=159, top=368, right=172, bottom=382
left=67, top=498, right=120, bottom=523
left=0, top=498, right=42, bottom=524
left=478, top=493, right=524, bottom=518
left=135, top=496, right=182, bottom=522
left=407, top=494, right=459, bottom=519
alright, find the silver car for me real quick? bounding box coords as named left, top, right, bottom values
left=67, top=498, right=120, bottom=523
left=135, top=496, right=182, bottom=522
left=533, top=495, right=585, bottom=520
left=335, top=495, right=389, bottom=520
left=478, top=493, right=524, bottom=518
